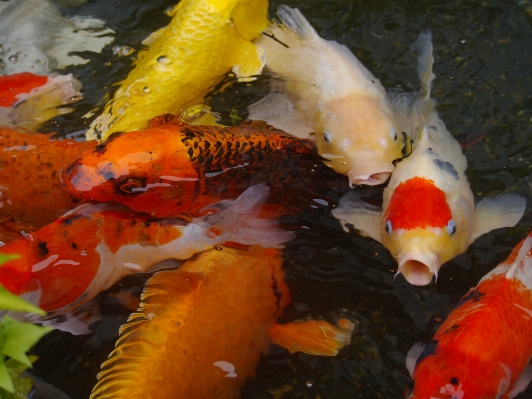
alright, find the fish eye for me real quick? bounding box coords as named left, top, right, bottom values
left=119, top=177, right=144, bottom=194
left=385, top=220, right=392, bottom=234
left=390, top=127, right=398, bottom=141
left=447, top=220, right=457, bottom=236
left=323, top=130, right=332, bottom=143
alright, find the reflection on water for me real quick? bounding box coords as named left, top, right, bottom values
left=23, top=0, right=532, bottom=397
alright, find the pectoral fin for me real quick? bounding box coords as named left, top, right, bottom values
left=332, top=190, right=383, bottom=242
left=270, top=318, right=356, bottom=356
left=405, top=341, right=426, bottom=376
left=470, top=194, right=526, bottom=245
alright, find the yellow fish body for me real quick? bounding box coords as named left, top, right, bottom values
left=87, top=0, right=268, bottom=141
left=91, top=246, right=355, bottom=399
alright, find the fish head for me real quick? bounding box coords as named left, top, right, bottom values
left=381, top=177, right=469, bottom=286
left=406, top=341, right=508, bottom=399
left=315, top=93, right=407, bottom=186
left=61, top=127, right=199, bottom=216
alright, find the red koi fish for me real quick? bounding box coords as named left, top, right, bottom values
left=0, top=72, right=82, bottom=130
left=91, top=245, right=355, bottom=399
left=405, top=232, right=532, bottom=398
left=62, top=118, right=333, bottom=219
left=0, top=127, right=96, bottom=244
left=0, top=185, right=290, bottom=318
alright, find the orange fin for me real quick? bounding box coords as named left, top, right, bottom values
left=269, top=318, right=356, bottom=356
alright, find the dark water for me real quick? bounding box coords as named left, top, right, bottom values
left=27, top=0, right=532, bottom=398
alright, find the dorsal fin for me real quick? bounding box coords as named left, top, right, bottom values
left=505, top=234, right=532, bottom=286
left=147, top=113, right=184, bottom=128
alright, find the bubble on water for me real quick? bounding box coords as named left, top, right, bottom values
left=142, top=86, right=151, bottom=94
left=8, top=54, right=18, bottom=64
left=157, top=55, right=172, bottom=65
left=36, top=59, right=41, bottom=64
left=70, top=95, right=82, bottom=103
left=80, top=250, right=87, bottom=256
left=140, top=241, right=148, bottom=247
left=33, top=96, right=41, bottom=102
left=175, top=322, right=181, bottom=326
left=306, top=379, right=315, bottom=388
left=112, top=45, right=134, bottom=57
left=215, top=245, right=223, bottom=251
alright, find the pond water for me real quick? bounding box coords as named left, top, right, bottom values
left=12, top=0, right=532, bottom=397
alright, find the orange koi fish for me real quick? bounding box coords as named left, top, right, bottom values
left=333, top=31, right=526, bottom=285
left=63, top=118, right=330, bottom=219
left=0, top=72, right=82, bottom=130
left=0, top=127, right=96, bottom=244
left=91, top=245, right=355, bottom=399
left=405, top=232, right=532, bottom=399
left=0, top=185, right=289, bottom=319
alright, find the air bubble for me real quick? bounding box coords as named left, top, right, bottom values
left=157, top=55, right=172, bottom=65
left=80, top=250, right=88, bottom=256
left=140, top=241, right=148, bottom=247
left=33, top=96, right=41, bottom=102
left=306, top=379, right=315, bottom=388
left=215, top=245, right=223, bottom=251
left=142, top=86, right=151, bottom=94
left=112, top=45, right=134, bottom=57
left=8, top=54, right=18, bottom=64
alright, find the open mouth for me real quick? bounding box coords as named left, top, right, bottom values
left=398, top=253, right=439, bottom=286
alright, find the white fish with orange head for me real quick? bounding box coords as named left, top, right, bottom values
left=333, top=31, right=526, bottom=286
left=250, top=5, right=407, bottom=186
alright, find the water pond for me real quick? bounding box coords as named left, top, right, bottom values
left=7, top=0, right=532, bottom=398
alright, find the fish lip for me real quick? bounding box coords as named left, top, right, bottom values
left=397, top=252, right=439, bottom=286
left=348, top=165, right=395, bottom=186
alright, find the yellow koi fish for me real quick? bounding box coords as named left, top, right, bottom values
left=250, top=5, right=408, bottom=186
left=91, top=246, right=355, bottom=399
left=333, top=31, right=526, bottom=286
left=86, top=0, right=268, bottom=141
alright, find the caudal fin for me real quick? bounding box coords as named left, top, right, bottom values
left=198, top=184, right=295, bottom=248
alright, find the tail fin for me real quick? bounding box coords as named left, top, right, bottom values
left=411, top=30, right=435, bottom=102
left=198, top=184, right=294, bottom=248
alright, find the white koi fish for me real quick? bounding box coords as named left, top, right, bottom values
left=250, top=5, right=407, bottom=186
left=333, top=31, right=526, bottom=286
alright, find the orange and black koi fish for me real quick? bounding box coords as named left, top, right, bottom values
left=405, top=232, right=532, bottom=398
left=91, top=245, right=355, bottom=399
left=63, top=118, right=338, bottom=219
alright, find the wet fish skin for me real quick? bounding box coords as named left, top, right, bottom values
left=252, top=5, right=406, bottom=186
left=405, top=232, right=532, bottom=399
left=91, top=246, right=355, bottom=399
left=63, top=119, right=328, bottom=219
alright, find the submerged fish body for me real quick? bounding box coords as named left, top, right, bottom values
left=0, top=185, right=291, bottom=318
left=87, top=0, right=268, bottom=141
left=0, top=72, right=82, bottom=130
left=405, top=233, right=532, bottom=399
left=333, top=31, right=526, bottom=286
left=91, top=246, right=355, bottom=399
left=0, top=127, right=96, bottom=244
left=251, top=6, right=405, bottom=186
left=64, top=119, right=330, bottom=219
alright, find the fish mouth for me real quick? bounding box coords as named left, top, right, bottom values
left=348, top=166, right=394, bottom=186
left=397, top=252, right=439, bottom=286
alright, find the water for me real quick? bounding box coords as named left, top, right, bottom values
left=20, top=0, right=532, bottom=397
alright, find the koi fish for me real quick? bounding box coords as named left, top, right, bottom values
left=91, top=245, right=355, bottom=399
left=0, top=127, right=96, bottom=244
left=250, top=5, right=407, bottom=186
left=86, top=0, right=268, bottom=141
left=333, top=31, right=526, bottom=285
left=0, top=72, right=82, bottom=130
left=0, top=185, right=291, bottom=319
left=63, top=118, right=333, bottom=219
left=405, top=232, right=532, bottom=399
left=0, top=0, right=114, bottom=75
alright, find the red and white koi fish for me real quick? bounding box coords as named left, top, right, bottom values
left=405, top=232, right=532, bottom=399
left=0, top=72, right=82, bottom=130
left=0, top=185, right=292, bottom=324
left=91, top=245, right=355, bottom=399
left=250, top=5, right=408, bottom=186
left=333, top=31, right=526, bottom=286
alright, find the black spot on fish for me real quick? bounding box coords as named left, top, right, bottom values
left=94, top=143, right=108, bottom=155
left=415, top=340, right=438, bottom=369
left=71, top=242, right=78, bottom=250
left=38, top=241, right=49, bottom=256
left=450, top=377, right=459, bottom=385
left=456, top=289, right=485, bottom=307
left=445, top=324, right=459, bottom=334
left=433, top=159, right=459, bottom=180
left=62, top=214, right=84, bottom=226
left=131, top=219, right=138, bottom=227
left=429, top=125, right=437, bottom=131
